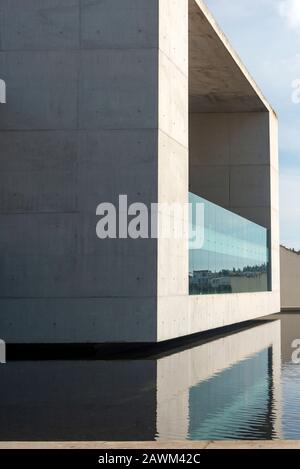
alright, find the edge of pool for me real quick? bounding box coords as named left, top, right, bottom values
left=1, top=441, right=300, bottom=449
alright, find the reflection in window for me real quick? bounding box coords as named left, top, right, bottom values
left=189, top=192, right=270, bottom=295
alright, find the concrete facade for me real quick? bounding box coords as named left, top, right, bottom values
left=0, top=0, right=280, bottom=343
left=280, top=246, right=300, bottom=310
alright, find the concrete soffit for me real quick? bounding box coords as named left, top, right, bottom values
left=189, top=0, right=276, bottom=115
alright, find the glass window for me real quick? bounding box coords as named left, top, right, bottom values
left=189, top=192, right=270, bottom=295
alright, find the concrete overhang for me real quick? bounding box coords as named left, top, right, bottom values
left=189, top=0, right=275, bottom=114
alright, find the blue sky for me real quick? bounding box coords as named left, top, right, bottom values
left=205, top=0, right=300, bottom=249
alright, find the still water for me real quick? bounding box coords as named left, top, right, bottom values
left=0, top=313, right=300, bottom=441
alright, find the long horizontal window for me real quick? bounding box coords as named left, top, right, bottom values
left=189, top=192, right=270, bottom=295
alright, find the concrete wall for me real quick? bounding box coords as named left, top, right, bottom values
left=189, top=112, right=271, bottom=227
left=0, top=0, right=159, bottom=342
left=157, top=0, right=189, bottom=336
left=280, top=246, right=300, bottom=310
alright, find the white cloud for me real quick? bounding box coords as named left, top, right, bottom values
left=279, top=0, right=300, bottom=29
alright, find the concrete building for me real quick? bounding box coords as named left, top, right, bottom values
left=0, top=0, right=280, bottom=344
left=280, top=246, right=300, bottom=310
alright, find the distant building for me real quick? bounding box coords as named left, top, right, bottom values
left=280, top=246, right=300, bottom=310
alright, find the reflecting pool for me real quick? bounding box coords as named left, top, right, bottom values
left=1, top=314, right=300, bottom=441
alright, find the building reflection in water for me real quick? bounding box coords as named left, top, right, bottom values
left=157, top=319, right=281, bottom=440
left=0, top=320, right=281, bottom=441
